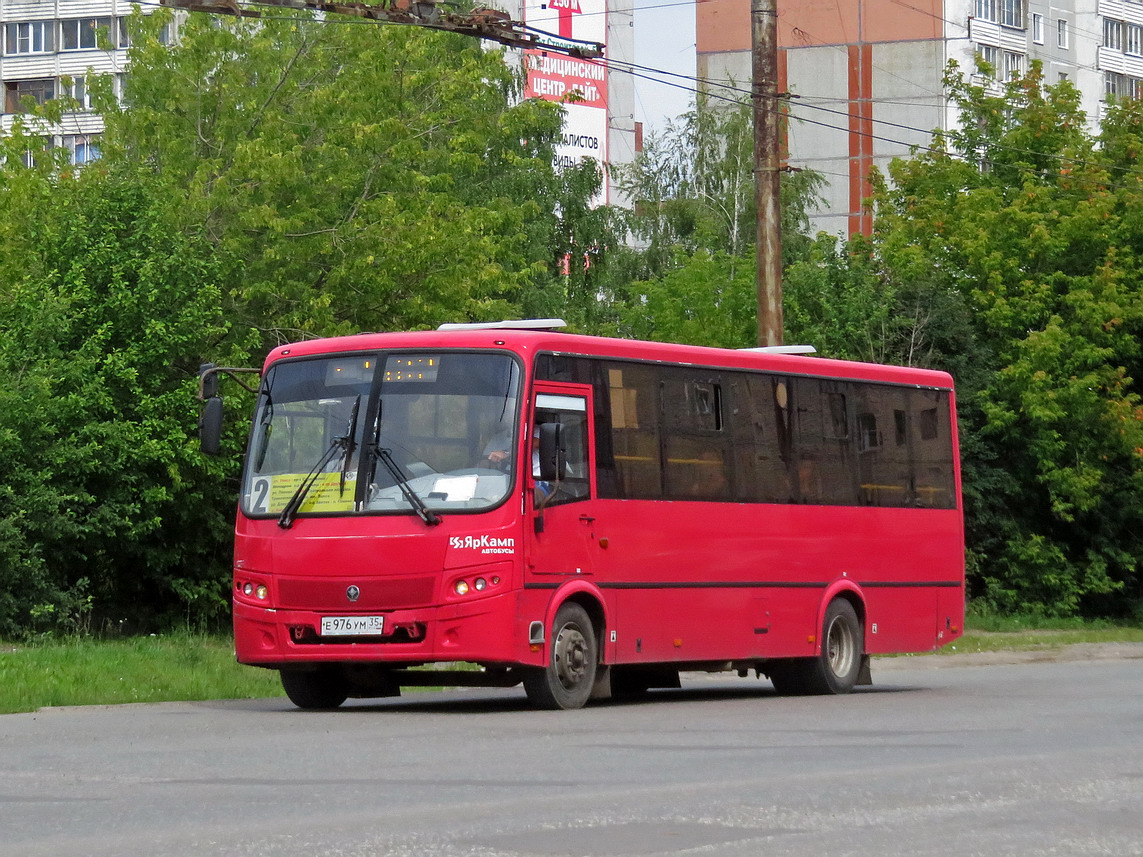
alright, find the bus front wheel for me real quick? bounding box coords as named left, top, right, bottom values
left=523, top=603, right=598, bottom=710
left=280, top=667, right=349, bottom=710
left=769, top=598, right=863, bottom=696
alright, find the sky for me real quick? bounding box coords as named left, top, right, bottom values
left=632, top=0, right=696, bottom=134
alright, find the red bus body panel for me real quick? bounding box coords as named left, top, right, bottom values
left=232, top=329, right=965, bottom=671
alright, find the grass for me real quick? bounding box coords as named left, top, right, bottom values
left=2, top=609, right=1141, bottom=715
left=939, top=604, right=1143, bottom=655
left=0, top=633, right=283, bottom=715
left=949, top=626, right=1143, bottom=655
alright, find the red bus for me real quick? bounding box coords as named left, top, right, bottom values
left=201, top=321, right=964, bottom=710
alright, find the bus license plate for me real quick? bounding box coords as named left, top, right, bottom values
left=320, top=616, right=385, bottom=637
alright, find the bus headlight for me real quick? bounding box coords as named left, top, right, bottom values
left=238, top=580, right=269, bottom=601
left=454, top=580, right=470, bottom=596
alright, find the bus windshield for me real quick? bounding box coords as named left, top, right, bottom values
left=241, top=351, right=521, bottom=519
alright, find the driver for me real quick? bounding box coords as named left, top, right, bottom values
left=481, top=427, right=513, bottom=468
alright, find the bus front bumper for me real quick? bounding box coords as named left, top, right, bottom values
left=233, top=592, right=539, bottom=668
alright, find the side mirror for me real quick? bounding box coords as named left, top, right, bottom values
left=537, top=422, right=565, bottom=482
left=199, top=363, right=219, bottom=399
left=200, top=396, right=223, bottom=456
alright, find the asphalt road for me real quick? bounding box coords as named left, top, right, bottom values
left=2, top=654, right=1142, bottom=857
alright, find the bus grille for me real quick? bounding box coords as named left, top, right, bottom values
left=277, top=576, right=436, bottom=610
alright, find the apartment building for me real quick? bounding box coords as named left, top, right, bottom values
left=697, top=1, right=1126, bottom=236
left=0, top=1, right=160, bottom=164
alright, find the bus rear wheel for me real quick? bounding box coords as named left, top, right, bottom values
left=280, top=667, right=349, bottom=710
left=523, top=603, right=598, bottom=710
left=769, top=598, right=863, bottom=696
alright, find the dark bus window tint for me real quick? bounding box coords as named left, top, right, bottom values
left=826, top=392, right=849, bottom=439
left=894, top=409, right=908, bottom=446
left=664, top=437, right=730, bottom=500
left=798, top=379, right=858, bottom=506
left=726, top=377, right=760, bottom=503
left=535, top=351, right=957, bottom=511
left=919, top=407, right=939, bottom=440
left=854, top=384, right=909, bottom=507
left=661, top=371, right=730, bottom=500
left=741, top=374, right=799, bottom=503
left=857, top=412, right=880, bottom=451
left=607, top=364, right=662, bottom=498
left=912, top=391, right=955, bottom=508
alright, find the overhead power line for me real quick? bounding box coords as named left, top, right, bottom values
left=159, top=0, right=605, bottom=57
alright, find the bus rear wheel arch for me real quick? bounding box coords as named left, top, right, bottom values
left=523, top=601, right=599, bottom=710
left=767, top=597, right=865, bottom=696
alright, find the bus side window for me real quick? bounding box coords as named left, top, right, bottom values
left=606, top=364, right=662, bottom=499
left=662, top=373, right=731, bottom=501
left=535, top=407, right=590, bottom=507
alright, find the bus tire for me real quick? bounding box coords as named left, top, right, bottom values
left=523, top=603, right=598, bottom=710
left=770, top=598, right=863, bottom=696
left=280, top=667, right=349, bottom=710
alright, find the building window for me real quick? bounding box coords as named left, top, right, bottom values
left=978, top=44, right=999, bottom=75
left=976, top=0, right=998, bottom=22
left=61, top=18, right=115, bottom=51
left=1058, top=18, right=1070, bottom=49
left=1032, top=13, right=1044, bottom=44
left=4, top=21, right=54, bottom=55
left=1004, top=51, right=1024, bottom=81
left=4, top=79, right=56, bottom=113
left=62, top=135, right=101, bottom=165
left=1106, top=71, right=1128, bottom=99
left=1000, top=0, right=1026, bottom=29
left=60, top=76, right=97, bottom=112
left=1105, top=19, right=1125, bottom=51
left=1128, top=24, right=1143, bottom=56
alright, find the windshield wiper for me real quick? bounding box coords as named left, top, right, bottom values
left=339, top=395, right=360, bottom=497
left=253, top=388, right=274, bottom=472
left=277, top=396, right=360, bottom=530
left=374, top=447, right=441, bottom=527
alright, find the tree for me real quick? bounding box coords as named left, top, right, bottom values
left=0, top=8, right=609, bottom=632
left=613, top=99, right=825, bottom=346
left=103, top=9, right=573, bottom=343
left=0, top=143, right=245, bottom=632
left=856, top=62, right=1143, bottom=617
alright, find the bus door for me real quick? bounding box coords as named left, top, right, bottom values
left=525, top=385, right=600, bottom=607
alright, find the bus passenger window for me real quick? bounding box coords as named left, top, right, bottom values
left=607, top=365, right=661, bottom=499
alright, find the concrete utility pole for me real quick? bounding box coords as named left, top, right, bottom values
left=751, top=0, right=782, bottom=347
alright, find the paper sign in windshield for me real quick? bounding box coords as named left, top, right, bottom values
left=247, top=473, right=356, bottom=514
